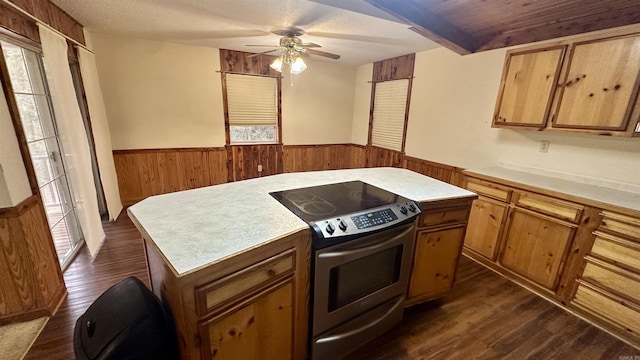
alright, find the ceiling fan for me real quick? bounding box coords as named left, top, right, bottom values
left=245, top=28, right=341, bottom=75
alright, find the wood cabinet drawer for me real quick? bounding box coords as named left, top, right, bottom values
left=419, top=207, right=469, bottom=228
left=196, top=249, right=295, bottom=315
left=515, top=192, right=583, bottom=223
left=590, top=232, right=640, bottom=272
left=466, top=179, right=512, bottom=202
left=582, top=258, right=640, bottom=303
left=600, top=211, right=640, bottom=240
left=573, top=282, right=640, bottom=336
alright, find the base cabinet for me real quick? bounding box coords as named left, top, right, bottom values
left=406, top=199, right=474, bottom=306
left=571, top=211, right=640, bottom=346
left=200, top=280, right=293, bottom=360
left=463, top=172, right=640, bottom=348
left=144, top=231, right=310, bottom=360
left=408, top=226, right=466, bottom=300
left=500, top=208, right=576, bottom=290
left=463, top=196, right=507, bottom=260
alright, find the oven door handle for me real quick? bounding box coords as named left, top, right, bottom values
left=317, top=225, right=413, bottom=259
left=315, top=295, right=404, bottom=344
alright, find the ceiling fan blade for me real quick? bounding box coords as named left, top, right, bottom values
left=305, top=48, right=341, bottom=60
left=246, top=49, right=280, bottom=58
left=299, top=42, right=322, bottom=48
left=245, top=44, right=279, bottom=47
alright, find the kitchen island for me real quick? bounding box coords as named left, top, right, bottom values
left=128, top=167, right=476, bottom=360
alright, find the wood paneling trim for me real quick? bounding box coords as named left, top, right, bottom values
left=219, top=49, right=279, bottom=76
left=113, top=148, right=224, bottom=205
left=0, top=2, right=39, bottom=44
left=0, top=194, right=65, bottom=325
left=6, top=0, right=85, bottom=45
left=113, top=145, right=468, bottom=204
left=0, top=194, right=38, bottom=217
left=282, top=144, right=361, bottom=173
left=403, top=156, right=464, bottom=186
left=371, top=53, right=416, bottom=82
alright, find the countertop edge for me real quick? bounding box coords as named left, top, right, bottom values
left=463, top=168, right=640, bottom=217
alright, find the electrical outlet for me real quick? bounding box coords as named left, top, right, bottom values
left=539, top=140, right=550, bottom=153
left=257, top=164, right=263, bottom=172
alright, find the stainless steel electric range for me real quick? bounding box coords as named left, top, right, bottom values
left=270, top=181, right=421, bottom=359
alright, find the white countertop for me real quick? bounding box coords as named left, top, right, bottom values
left=465, top=167, right=640, bottom=214
left=128, top=167, right=476, bottom=276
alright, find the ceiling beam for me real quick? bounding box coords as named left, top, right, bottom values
left=364, top=0, right=480, bottom=55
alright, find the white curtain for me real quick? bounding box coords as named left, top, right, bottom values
left=77, top=47, right=123, bottom=222
left=38, top=25, right=105, bottom=256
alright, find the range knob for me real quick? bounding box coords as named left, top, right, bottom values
left=408, top=203, right=417, bottom=213
left=400, top=206, right=408, bottom=215
left=326, top=223, right=335, bottom=235
left=338, top=220, right=347, bottom=231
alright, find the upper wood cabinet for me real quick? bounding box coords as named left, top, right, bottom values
left=493, top=32, right=640, bottom=137
left=494, top=46, right=565, bottom=128
left=553, top=35, right=640, bottom=131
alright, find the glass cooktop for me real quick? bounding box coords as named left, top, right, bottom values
left=269, top=181, right=406, bottom=223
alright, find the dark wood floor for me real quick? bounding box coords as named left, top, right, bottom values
left=26, top=211, right=638, bottom=359
left=26, top=211, right=149, bottom=359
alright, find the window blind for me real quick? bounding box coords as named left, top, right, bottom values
left=371, top=79, right=409, bottom=152
left=226, top=74, right=277, bottom=126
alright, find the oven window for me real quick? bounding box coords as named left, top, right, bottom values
left=328, top=245, right=403, bottom=312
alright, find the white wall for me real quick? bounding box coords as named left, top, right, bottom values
left=403, top=47, right=640, bottom=186
left=351, top=64, right=373, bottom=145
left=281, top=59, right=356, bottom=145
left=91, top=32, right=358, bottom=148
left=0, top=84, right=32, bottom=207
left=90, top=32, right=226, bottom=149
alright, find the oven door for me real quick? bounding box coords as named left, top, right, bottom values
left=312, top=222, right=415, bottom=336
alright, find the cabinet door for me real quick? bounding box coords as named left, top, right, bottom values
left=200, top=281, right=293, bottom=360
left=463, top=197, right=508, bottom=260
left=500, top=209, right=576, bottom=290
left=554, top=35, right=640, bottom=130
left=408, top=226, right=466, bottom=301
left=493, top=46, right=565, bottom=127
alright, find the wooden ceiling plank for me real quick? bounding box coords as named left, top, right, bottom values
left=364, top=0, right=480, bottom=55
left=477, top=8, right=640, bottom=52
left=472, top=1, right=640, bottom=39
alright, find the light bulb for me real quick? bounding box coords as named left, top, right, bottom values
left=270, top=57, right=283, bottom=72
left=289, top=56, right=307, bottom=75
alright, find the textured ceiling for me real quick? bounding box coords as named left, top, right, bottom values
left=50, top=0, right=440, bottom=66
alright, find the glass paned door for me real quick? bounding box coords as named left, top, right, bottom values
left=2, top=40, right=84, bottom=269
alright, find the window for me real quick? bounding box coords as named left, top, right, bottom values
left=1, top=40, right=84, bottom=269
left=224, top=73, right=279, bottom=144
left=369, top=79, right=410, bottom=152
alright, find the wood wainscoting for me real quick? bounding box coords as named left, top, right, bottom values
left=366, top=145, right=404, bottom=168
left=113, top=144, right=460, bottom=205
left=0, top=195, right=66, bottom=325
left=282, top=144, right=366, bottom=173
left=404, top=156, right=465, bottom=187
left=112, top=148, right=228, bottom=204
left=227, top=144, right=283, bottom=181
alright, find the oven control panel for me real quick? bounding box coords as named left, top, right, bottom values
left=351, top=209, right=398, bottom=229
left=311, top=200, right=421, bottom=241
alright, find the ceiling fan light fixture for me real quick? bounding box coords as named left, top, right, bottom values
left=290, top=56, right=307, bottom=75
left=270, top=56, right=283, bottom=72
